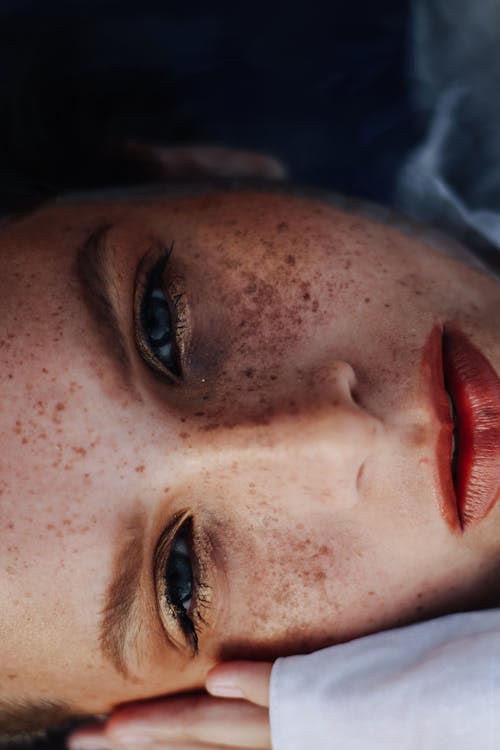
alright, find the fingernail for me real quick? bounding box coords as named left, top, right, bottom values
left=206, top=678, right=245, bottom=699
left=109, top=732, right=153, bottom=746
left=68, top=736, right=113, bottom=750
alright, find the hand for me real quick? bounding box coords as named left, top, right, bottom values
left=68, top=661, right=273, bottom=750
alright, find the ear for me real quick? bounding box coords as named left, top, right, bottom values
left=120, top=141, right=287, bottom=180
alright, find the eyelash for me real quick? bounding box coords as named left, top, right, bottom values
left=155, top=512, right=211, bottom=655
left=134, top=243, right=188, bottom=382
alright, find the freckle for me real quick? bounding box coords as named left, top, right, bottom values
left=56, top=402, right=65, bottom=411
left=6, top=674, right=17, bottom=680
left=46, top=524, right=55, bottom=530
left=135, top=465, right=145, bottom=473
left=6, top=522, right=14, bottom=529
left=244, top=368, right=254, bottom=378
left=364, top=297, right=371, bottom=303
left=72, top=446, right=87, bottom=457
left=194, top=411, right=205, bottom=417
left=179, top=432, right=190, bottom=440
left=62, top=519, right=72, bottom=526
left=163, top=486, right=171, bottom=494
left=312, top=300, right=319, bottom=312
left=21, top=437, right=28, bottom=444
left=285, top=253, right=295, bottom=266
left=277, top=222, right=289, bottom=232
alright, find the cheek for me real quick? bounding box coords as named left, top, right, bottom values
left=219, top=518, right=380, bottom=659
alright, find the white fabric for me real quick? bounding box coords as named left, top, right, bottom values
left=270, top=609, right=500, bottom=749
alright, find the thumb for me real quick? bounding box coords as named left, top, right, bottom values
left=205, top=661, right=273, bottom=708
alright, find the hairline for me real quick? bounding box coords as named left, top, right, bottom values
left=0, top=697, right=91, bottom=746
left=50, top=177, right=500, bottom=279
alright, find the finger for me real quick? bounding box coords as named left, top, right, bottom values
left=206, top=662, right=273, bottom=708
left=128, top=744, right=265, bottom=750
left=68, top=724, right=113, bottom=750
left=72, top=737, right=265, bottom=750
left=105, top=694, right=271, bottom=749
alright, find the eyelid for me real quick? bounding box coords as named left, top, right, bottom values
left=154, top=509, right=214, bottom=656
left=133, top=243, right=191, bottom=384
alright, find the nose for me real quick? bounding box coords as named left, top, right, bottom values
left=199, top=360, right=382, bottom=505
left=269, top=359, right=381, bottom=475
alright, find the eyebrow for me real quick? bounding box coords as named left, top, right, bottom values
left=80, top=232, right=178, bottom=678
left=76, top=224, right=133, bottom=386
left=99, top=513, right=147, bottom=680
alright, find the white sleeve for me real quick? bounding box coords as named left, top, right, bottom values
left=270, top=609, right=500, bottom=750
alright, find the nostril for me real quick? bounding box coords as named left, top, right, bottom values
left=356, top=460, right=366, bottom=491
left=352, top=387, right=361, bottom=407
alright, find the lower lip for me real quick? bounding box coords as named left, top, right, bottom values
left=442, top=326, right=500, bottom=528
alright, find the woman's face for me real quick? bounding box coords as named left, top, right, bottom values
left=1, top=189, right=499, bottom=717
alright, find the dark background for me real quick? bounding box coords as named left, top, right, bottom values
left=0, top=0, right=421, bottom=213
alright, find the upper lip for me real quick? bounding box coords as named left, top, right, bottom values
left=439, top=325, right=500, bottom=530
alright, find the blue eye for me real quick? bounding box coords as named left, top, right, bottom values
left=142, top=285, right=177, bottom=372
left=165, top=519, right=199, bottom=652
left=166, top=529, right=193, bottom=614
left=137, top=247, right=183, bottom=379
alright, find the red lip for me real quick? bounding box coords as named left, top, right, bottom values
left=442, top=326, right=500, bottom=528
left=424, top=325, right=500, bottom=531
left=422, top=325, right=500, bottom=532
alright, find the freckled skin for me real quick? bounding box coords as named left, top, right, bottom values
left=0, top=190, right=500, bottom=716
